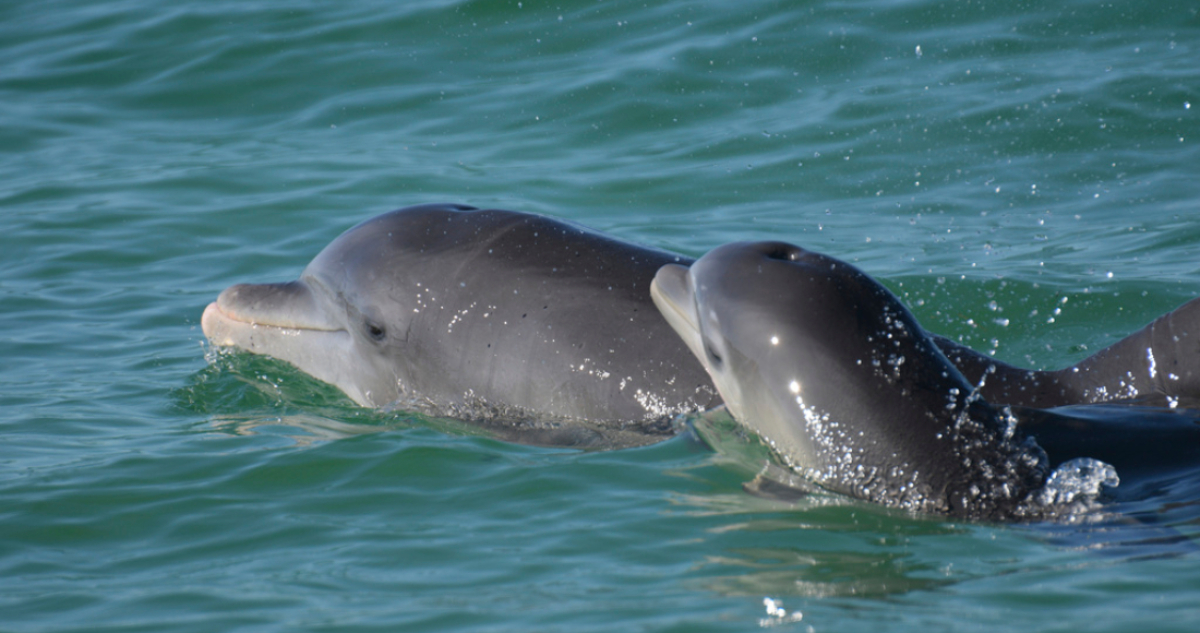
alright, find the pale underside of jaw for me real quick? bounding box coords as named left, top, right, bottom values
left=200, top=299, right=380, bottom=405
left=651, top=273, right=753, bottom=428
left=650, top=271, right=706, bottom=366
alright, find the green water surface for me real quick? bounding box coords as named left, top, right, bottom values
left=2, top=1, right=1199, bottom=631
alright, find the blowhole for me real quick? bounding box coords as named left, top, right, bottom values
left=761, top=242, right=801, bottom=262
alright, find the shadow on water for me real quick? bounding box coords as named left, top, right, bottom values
left=678, top=497, right=968, bottom=599
left=698, top=547, right=953, bottom=599
left=663, top=409, right=969, bottom=598
left=670, top=475, right=1199, bottom=601
left=672, top=408, right=1200, bottom=599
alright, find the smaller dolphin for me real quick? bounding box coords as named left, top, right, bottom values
left=651, top=241, right=1050, bottom=519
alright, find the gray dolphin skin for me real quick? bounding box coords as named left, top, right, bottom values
left=650, top=241, right=1200, bottom=519
left=933, top=312, right=1200, bottom=410
left=650, top=242, right=1049, bottom=517
left=202, top=203, right=719, bottom=448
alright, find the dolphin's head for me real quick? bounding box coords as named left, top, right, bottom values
left=651, top=241, right=1047, bottom=517
left=651, top=241, right=892, bottom=473
left=201, top=206, right=472, bottom=406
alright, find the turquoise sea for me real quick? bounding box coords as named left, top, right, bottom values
left=3, top=0, right=1199, bottom=630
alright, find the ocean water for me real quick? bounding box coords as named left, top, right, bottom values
left=2, top=0, right=1199, bottom=630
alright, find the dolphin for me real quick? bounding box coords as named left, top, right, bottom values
left=202, top=203, right=720, bottom=448
left=651, top=241, right=1200, bottom=518
left=650, top=241, right=1055, bottom=518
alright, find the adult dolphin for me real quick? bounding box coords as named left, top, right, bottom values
left=202, top=203, right=720, bottom=448
left=651, top=241, right=1200, bottom=519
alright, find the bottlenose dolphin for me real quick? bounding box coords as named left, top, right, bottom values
left=651, top=241, right=1200, bottom=518
left=651, top=241, right=1053, bottom=518
left=202, top=203, right=719, bottom=448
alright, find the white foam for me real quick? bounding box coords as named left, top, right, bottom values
left=759, top=597, right=806, bottom=628
left=1035, top=458, right=1119, bottom=507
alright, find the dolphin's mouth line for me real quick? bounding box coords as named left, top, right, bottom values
left=206, top=300, right=345, bottom=333
left=201, top=299, right=349, bottom=360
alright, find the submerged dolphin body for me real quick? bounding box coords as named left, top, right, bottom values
left=202, top=204, right=719, bottom=448
left=651, top=241, right=1200, bottom=519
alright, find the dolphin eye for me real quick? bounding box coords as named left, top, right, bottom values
left=365, top=321, right=387, bottom=342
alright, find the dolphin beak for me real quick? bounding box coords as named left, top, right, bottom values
left=202, top=280, right=343, bottom=347
left=650, top=264, right=706, bottom=365
left=200, top=280, right=386, bottom=406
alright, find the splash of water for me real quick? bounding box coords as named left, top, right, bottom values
left=1035, top=457, right=1120, bottom=507
left=759, top=597, right=809, bottom=629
